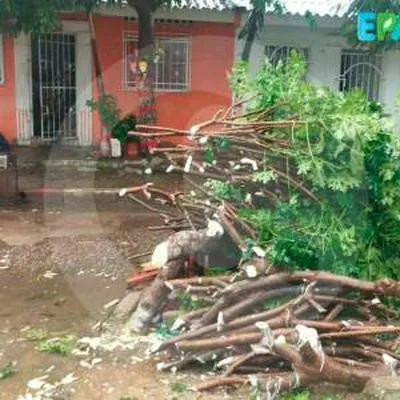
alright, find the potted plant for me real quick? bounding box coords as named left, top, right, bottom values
left=87, top=94, right=121, bottom=156
left=111, top=114, right=139, bottom=158
left=87, top=96, right=140, bottom=158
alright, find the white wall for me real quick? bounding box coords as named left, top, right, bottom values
left=15, top=33, right=33, bottom=144
left=242, top=24, right=347, bottom=89
left=381, top=50, right=400, bottom=130
left=236, top=19, right=400, bottom=131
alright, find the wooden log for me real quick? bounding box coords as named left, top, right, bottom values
left=197, top=372, right=297, bottom=392
left=177, top=331, right=262, bottom=351
left=273, top=340, right=389, bottom=392
left=324, top=303, right=344, bottom=322
left=223, top=352, right=256, bottom=376
left=220, top=286, right=301, bottom=323
left=167, top=276, right=231, bottom=288
left=221, top=272, right=400, bottom=300
left=128, top=259, right=184, bottom=333
left=175, top=317, right=390, bottom=352
left=155, top=297, right=309, bottom=353
left=320, top=326, right=400, bottom=340
left=151, top=221, right=224, bottom=268
left=196, top=376, right=249, bottom=391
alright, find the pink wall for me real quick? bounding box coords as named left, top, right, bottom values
left=0, top=37, right=16, bottom=143
left=0, top=15, right=236, bottom=146
left=91, top=15, right=236, bottom=143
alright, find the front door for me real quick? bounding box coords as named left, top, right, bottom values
left=31, top=33, right=77, bottom=141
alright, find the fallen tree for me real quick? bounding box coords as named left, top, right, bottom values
left=149, top=272, right=400, bottom=396
left=115, top=53, right=400, bottom=397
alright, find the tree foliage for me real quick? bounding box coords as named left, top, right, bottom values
left=222, top=53, right=400, bottom=280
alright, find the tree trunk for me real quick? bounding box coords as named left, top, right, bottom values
left=88, top=12, right=105, bottom=97
left=241, top=12, right=259, bottom=62
left=132, top=3, right=157, bottom=124
left=128, top=259, right=185, bottom=333
left=241, top=31, right=256, bottom=62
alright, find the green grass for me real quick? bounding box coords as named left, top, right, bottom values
left=37, top=335, right=77, bottom=356
left=282, top=390, right=311, bottom=400
left=26, top=328, right=77, bottom=356
left=0, top=363, right=16, bottom=380
left=282, top=390, right=343, bottom=400
left=170, top=382, right=187, bottom=393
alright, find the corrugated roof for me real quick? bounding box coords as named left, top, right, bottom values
left=172, top=0, right=235, bottom=10
left=175, top=0, right=352, bottom=17
left=273, top=0, right=351, bottom=17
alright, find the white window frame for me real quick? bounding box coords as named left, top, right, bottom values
left=123, top=32, right=191, bottom=92
left=0, top=35, right=5, bottom=85
left=339, top=49, right=383, bottom=102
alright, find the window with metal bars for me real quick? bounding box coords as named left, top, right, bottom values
left=123, top=33, right=191, bottom=92
left=0, top=35, right=4, bottom=84
left=339, top=49, right=383, bottom=102
left=264, top=44, right=309, bottom=67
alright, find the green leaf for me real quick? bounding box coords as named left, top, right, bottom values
left=203, top=149, right=215, bottom=164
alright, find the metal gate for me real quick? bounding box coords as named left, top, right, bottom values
left=32, top=33, right=77, bottom=140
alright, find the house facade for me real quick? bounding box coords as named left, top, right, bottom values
left=0, top=5, right=239, bottom=146
left=1, top=1, right=400, bottom=147
left=238, top=11, right=400, bottom=130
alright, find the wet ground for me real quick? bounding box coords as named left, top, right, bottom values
left=1, top=271, right=246, bottom=400
left=0, top=170, right=251, bottom=400
left=0, top=169, right=363, bottom=400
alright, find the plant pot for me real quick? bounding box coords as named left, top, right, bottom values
left=126, top=141, right=140, bottom=159
left=100, top=128, right=111, bottom=157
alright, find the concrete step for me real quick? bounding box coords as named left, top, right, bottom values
left=12, top=146, right=167, bottom=174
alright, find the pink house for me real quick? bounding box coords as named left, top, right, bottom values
left=0, top=3, right=241, bottom=146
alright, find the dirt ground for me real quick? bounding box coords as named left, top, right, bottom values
left=0, top=170, right=360, bottom=400
left=0, top=170, right=254, bottom=400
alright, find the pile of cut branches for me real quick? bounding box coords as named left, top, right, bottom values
left=123, top=54, right=400, bottom=282
left=116, top=53, right=400, bottom=396
left=151, top=271, right=400, bottom=395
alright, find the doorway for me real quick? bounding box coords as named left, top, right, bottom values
left=31, top=33, right=77, bottom=141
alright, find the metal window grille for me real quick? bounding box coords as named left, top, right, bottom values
left=265, top=45, right=309, bottom=66
left=0, top=35, right=4, bottom=84
left=123, top=33, right=191, bottom=92
left=32, top=33, right=77, bottom=140
left=339, top=49, right=383, bottom=102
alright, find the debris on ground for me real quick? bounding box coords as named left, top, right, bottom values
left=18, top=372, right=78, bottom=400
